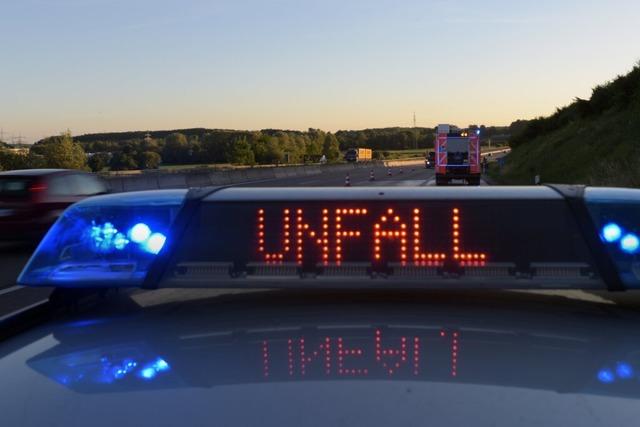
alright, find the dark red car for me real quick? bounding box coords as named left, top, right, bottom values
left=0, top=169, right=108, bottom=242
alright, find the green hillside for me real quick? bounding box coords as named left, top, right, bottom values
left=496, top=62, right=640, bottom=186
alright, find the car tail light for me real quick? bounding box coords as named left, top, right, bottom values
left=29, top=181, right=48, bottom=202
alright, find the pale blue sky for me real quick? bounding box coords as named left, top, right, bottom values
left=1, top=0, right=639, bottom=141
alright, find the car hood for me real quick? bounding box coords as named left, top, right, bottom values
left=1, top=289, right=640, bottom=426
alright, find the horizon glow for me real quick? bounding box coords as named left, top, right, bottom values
left=1, top=0, right=639, bottom=142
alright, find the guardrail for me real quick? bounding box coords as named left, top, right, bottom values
left=103, top=162, right=382, bottom=193
left=382, top=148, right=511, bottom=168
left=482, top=148, right=511, bottom=157
left=102, top=148, right=512, bottom=193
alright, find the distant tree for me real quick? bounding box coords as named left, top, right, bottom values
left=141, top=136, right=161, bottom=152
left=323, top=133, right=341, bottom=161
left=88, top=152, right=111, bottom=172
left=162, top=132, right=189, bottom=164
left=5, top=151, right=29, bottom=170
left=0, top=150, right=19, bottom=170
left=269, top=138, right=287, bottom=163
left=201, top=133, right=228, bottom=163
left=0, top=150, right=45, bottom=170
left=255, top=136, right=284, bottom=164
left=228, top=137, right=255, bottom=165
left=30, top=131, right=88, bottom=170
left=109, top=152, right=138, bottom=170
left=187, top=136, right=201, bottom=163
left=250, top=135, right=269, bottom=164
left=137, top=151, right=162, bottom=169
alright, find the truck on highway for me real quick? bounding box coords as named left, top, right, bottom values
left=344, top=148, right=372, bottom=162
left=434, top=124, right=481, bottom=186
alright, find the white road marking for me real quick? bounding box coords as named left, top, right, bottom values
left=425, top=179, right=489, bottom=186
left=0, top=285, right=22, bottom=296
left=0, top=299, right=49, bottom=323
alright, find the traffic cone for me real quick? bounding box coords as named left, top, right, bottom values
left=387, top=168, right=392, bottom=177
left=369, top=170, right=375, bottom=181
left=344, top=173, right=351, bottom=187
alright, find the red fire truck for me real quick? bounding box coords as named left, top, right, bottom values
left=434, top=124, right=481, bottom=186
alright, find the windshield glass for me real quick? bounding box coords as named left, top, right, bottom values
left=446, top=138, right=468, bottom=153
left=0, top=177, right=35, bottom=199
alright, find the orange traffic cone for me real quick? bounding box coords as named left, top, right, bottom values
left=369, top=170, right=375, bottom=181
left=387, top=168, right=392, bottom=177
left=344, top=173, right=351, bottom=187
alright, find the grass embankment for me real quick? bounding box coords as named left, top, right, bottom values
left=495, top=109, right=640, bottom=185
left=494, top=63, right=640, bottom=186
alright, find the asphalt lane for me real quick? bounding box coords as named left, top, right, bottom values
left=241, top=163, right=436, bottom=187
left=0, top=243, right=35, bottom=291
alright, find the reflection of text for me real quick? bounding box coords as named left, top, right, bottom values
left=261, top=329, right=460, bottom=379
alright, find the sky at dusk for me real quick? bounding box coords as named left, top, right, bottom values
left=1, top=0, right=639, bottom=142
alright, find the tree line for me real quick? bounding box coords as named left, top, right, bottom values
left=0, top=124, right=514, bottom=172
left=0, top=132, right=88, bottom=171
left=0, top=129, right=343, bottom=172
left=81, top=129, right=341, bottom=171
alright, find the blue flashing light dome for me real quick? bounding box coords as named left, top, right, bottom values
left=601, top=223, right=622, bottom=243
left=17, top=190, right=187, bottom=287
left=129, top=223, right=152, bottom=243
left=620, top=233, right=640, bottom=254
left=143, top=233, right=167, bottom=255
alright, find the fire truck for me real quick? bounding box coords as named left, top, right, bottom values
left=434, top=124, right=481, bottom=186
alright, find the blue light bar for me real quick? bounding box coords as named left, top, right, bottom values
left=16, top=186, right=640, bottom=291
left=586, top=187, right=640, bottom=288
left=18, top=190, right=187, bottom=287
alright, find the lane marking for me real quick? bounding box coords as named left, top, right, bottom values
left=425, top=179, right=489, bottom=186
left=0, top=299, right=49, bottom=323
left=0, top=285, right=21, bottom=296
left=392, top=180, right=428, bottom=187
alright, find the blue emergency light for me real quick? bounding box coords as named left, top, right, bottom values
left=18, top=190, right=187, bottom=287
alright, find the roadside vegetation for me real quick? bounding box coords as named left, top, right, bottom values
left=0, top=132, right=88, bottom=171
left=0, top=126, right=515, bottom=173
left=496, top=62, right=640, bottom=186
